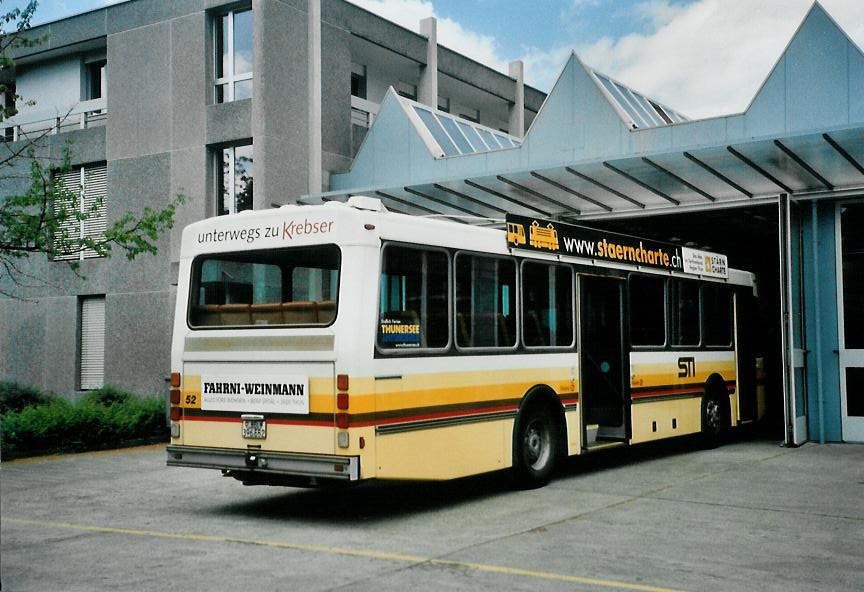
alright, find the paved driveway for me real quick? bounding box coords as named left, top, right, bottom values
left=2, top=437, right=862, bottom=591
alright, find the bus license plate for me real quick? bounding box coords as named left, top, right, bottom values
left=241, top=415, right=266, bottom=439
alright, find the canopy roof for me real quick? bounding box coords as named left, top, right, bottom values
left=305, top=3, right=864, bottom=222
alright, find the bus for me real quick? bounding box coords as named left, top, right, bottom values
left=166, top=195, right=763, bottom=488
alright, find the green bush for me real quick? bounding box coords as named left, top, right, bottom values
left=0, top=381, right=55, bottom=414
left=1, top=385, right=167, bottom=459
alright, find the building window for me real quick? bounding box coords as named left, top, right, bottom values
left=437, top=96, right=450, bottom=113
left=396, top=81, right=417, bottom=101
left=79, top=296, right=105, bottom=390
left=217, top=144, right=253, bottom=215
left=351, top=63, right=367, bottom=99
left=84, top=59, right=106, bottom=100
left=215, top=8, right=253, bottom=103
left=54, top=164, right=107, bottom=261
left=458, top=107, right=480, bottom=123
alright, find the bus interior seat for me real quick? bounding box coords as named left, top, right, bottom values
left=250, top=303, right=283, bottom=325
left=282, top=301, right=319, bottom=324
left=317, top=300, right=336, bottom=324
left=220, top=303, right=252, bottom=325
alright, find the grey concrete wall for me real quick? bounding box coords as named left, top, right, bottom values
left=106, top=21, right=172, bottom=160
left=252, top=0, right=310, bottom=205
left=321, top=18, right=352, bottom=176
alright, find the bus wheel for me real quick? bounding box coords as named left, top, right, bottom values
left=513, top=404, right=558, bottom=488
left=700, top=393, right=725, bottom=448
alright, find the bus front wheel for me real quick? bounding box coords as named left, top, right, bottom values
left=513, top=404, right=559, bottom=488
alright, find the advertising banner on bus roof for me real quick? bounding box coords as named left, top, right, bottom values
left=505, top=214, right=727, bottom=278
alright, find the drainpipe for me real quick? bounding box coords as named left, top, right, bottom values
left=811, top=201, right=825, bottom=443
left=307, top=0, right=322, bottom=194
left=778, top=193, right=796, bottom=446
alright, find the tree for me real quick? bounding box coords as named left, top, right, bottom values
left=0, top=1, right=184, bottom=296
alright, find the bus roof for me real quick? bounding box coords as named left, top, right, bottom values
left=181, top=197, right=754, bottom=288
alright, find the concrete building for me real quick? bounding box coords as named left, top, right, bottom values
left=313, top=3, right=864, bottom=445
left=0, top=0, right=544, bottom=396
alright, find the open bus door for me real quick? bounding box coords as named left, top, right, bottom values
left=579, top=275, right=629, bottom=447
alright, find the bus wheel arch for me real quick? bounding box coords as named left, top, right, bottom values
left=512, top=386, right=565, bottom=488
left=701, top=374, right=731, bottom=446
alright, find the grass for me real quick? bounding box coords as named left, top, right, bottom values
left=0, top=382, right=168, bottom=460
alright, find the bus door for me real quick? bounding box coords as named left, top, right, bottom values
left=579, top=275, right=628, bottom=443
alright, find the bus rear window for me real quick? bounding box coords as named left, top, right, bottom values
left=189, top=245, right=340, bottom=328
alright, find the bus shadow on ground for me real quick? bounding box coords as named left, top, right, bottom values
left=204, top=432, right=776, bottom=524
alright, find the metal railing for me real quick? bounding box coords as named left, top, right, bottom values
left=2, top=98, right=107, bottom=143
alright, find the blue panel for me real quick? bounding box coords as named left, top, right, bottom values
left=744, top=55, right=786, bottom=138
left=494, top=133, right=514, bottom=148
left=784, top=5, right=849, bottom=131
left=849, top=44, right=864, bottom=124
left=457, top=121, right=484, bottom=151
left=476, top=128, right=501, bottom=149
left=802, top=201, right=843, bottom=441
left=670, top=117, right=729, bottom=148
left=438, top=115, right=475, bottom=154
left=413, top=106, right=460, bottom=156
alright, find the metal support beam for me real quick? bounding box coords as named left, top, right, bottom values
left=682, top=151, right=753, bottom=198
left=464, top=179, right=551, bottom=216
left=565, top=166, right=646, bottom=209
left=375, top=190, right=462, bottom=221
left=642, top=157, right=715, bottom=201
left=811, top=201, right=825, bottom=444
left=433, top=183, right=508, bottom=214
left=773, top=140, right=833, bottom=190
left=530, top=172, right=613, bottom=212
left=402, top=186, right=484, bottom=217
left=603, top=162, right=679, bottom=205
left=822, top=133, right=864, bottom=177
left=778, top=192, right=797, bottom=447
left=496, top=175, right=580, bottom=215
left=728, top=146, right=793, bottom=194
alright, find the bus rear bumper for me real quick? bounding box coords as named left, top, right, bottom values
left=166, top=445, right=360, bottom=482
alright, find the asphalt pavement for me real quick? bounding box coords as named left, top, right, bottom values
left=2, top=436, right=862, bottom=591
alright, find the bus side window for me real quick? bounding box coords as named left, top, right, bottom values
left=703, top=284, right=732, bottom=346
left=522, top=261, right=574, bottom=347
left=629, top=275, right=666, bottom=347
left=378, top=245, right=449, bottom=350
left=670, top=279, right=701, bottom=346
left=455, top=253, right=516, bottom=348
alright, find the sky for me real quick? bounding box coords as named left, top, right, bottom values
left=8, top=0, right=864, bottom=119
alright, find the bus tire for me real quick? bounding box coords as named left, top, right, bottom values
left=513, top=403, right=559, bottom=488
left=700, top=392, right=727, bottom=448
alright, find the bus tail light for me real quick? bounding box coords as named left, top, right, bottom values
left=170, top=407, right=182, bottom=421
left=337, top=392, right=349, bottom=410
left=336, top=413, right=349, bottom=429
left=336, top=374, right=349, bottom=391
left=170, top=372, right=181, bottom=387
left=170, top=389, right=181, bottom=405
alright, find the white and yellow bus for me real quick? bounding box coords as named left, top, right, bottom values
left=167, top=196, right=762, bottom=487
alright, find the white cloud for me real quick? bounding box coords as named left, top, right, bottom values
left=350, top=0, right=507, bottom=72
left=548, top=0, right=864, bottom=118
left=351, top=0, right=864, bottom=119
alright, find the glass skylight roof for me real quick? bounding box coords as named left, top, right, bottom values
left=408, top=100, right=522, bottom=158
left=591, top=69, right=688, bottom=129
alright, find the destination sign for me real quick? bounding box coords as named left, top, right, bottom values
left=505, top=214, right=727, bottom=279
